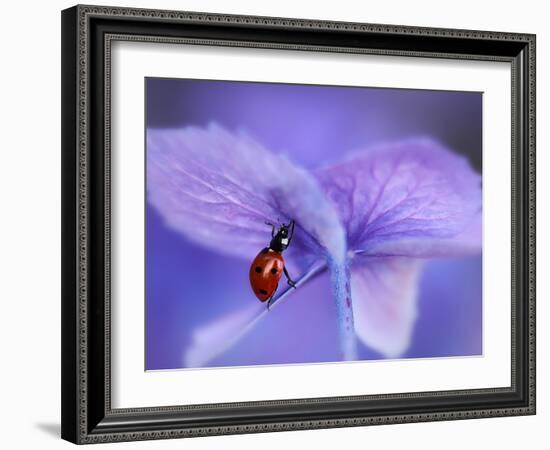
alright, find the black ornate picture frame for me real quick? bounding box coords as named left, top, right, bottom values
left=61, top=4, right=536, bottom=444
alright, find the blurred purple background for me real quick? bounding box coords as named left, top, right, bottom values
left=145, top=78, right=482, bottom=370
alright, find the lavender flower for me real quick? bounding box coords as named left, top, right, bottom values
left=147, top=124, right=481, bottom=367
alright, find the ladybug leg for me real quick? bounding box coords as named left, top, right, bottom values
left=288, top=220, right=295, bottom=244
left=283, top=266, right=297, bottom=289
left=266, top=285, right=278, bottom=311
left=265, top=221, right=276, bottom=237
left=267, top=296, right=274, bottom=311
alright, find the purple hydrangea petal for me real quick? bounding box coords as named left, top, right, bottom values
left=359, top=213, right=481, bottom=258
left=184, top=302, right=265, bottom=368
left=147, top=124, right=346, bottom=264
left=316, top=138, right=482, bottom=257
left=350, top=256, right=423, bottom=358
left=183, top=261, right=327, bottom=367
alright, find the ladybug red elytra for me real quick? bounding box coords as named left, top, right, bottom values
left=249, top=220, right=296, bottom=309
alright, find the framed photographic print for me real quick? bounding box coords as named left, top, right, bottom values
left=61, top=4, right=536, bottom=444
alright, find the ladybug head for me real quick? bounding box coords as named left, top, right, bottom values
left=269, top=220, right=295, bottom=252
left=279, top=224, right=290, bottom=237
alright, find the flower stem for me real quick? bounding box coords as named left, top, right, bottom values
left=328, top=257, right=357, bottom=360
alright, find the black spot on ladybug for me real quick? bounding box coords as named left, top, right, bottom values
left=259, top=289, right=268, bottom=295
left=255, top=266, right=262, bottom=273
left=270, top=268, right=278, bottom=274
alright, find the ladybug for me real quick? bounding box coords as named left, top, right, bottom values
left=249, top=220, right=297, bottom=309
